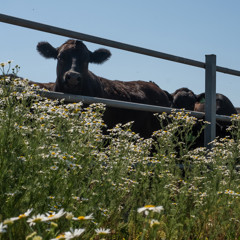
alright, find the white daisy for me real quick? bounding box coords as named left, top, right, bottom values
left=18, top=209, right=33, bottom=219
left=42, top=209, right=65, bottom=221
left=72, top=213, right=94, bottom=221
left=51, top=228, right=85, bottom=240
left=137, top=205, right=164, bottom=215
left=95, top=227, right=111, bottom=235
left=0, top=223, right=7, bottom=233
left=65, top=228, right=85, bottom=239
left=27, top=214, right=46, bottom=226
left=51, top=234, right=66, bottom=240
left=4, top=208, right=33, bottom=223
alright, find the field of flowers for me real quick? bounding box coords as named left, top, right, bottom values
left=1, top=62, right=240, bottom=239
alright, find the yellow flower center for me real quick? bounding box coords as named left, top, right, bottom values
left=56, top=234, right=65, bottom=239
left=144, top=205, right=155, bottom=208
left=77, top=216, right=85, bottom=220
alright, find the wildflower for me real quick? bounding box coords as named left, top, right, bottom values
left=72, top=213, right=94, bottom=221
left=27, top=214, right=46, bottom=226
left=2, top=217, right=16, bottom=225
left=0, top=223, right=7, bottom=233
left=72, top=196, right=80, bottom=201
left=32, top=236, right=42, bottom=240
left=51, top=234, right=65, bottom=239
left=65, top=228, right=85, bottom=239
left=65, top=212, right=74, bottom=220
left=26, top=232, right=37, bottom=240
left=4, top=209, right=33, bottom=223
left=42, top=209, right=65, bottom=221
left=95, top=228, right=111, bottom=235
left=18, top=156, right=27, bottom=162
left=66, top=161, right=76, bottom=169
left=51, top=222, right=58, bottom=228
left=19, top=208, right=33, bottom=218
left=137, top=205, right=164, bottom=215
left=50, top=166, right=59, bottom=171
left=51, top=228, right=85, bottom=240
left=150, top=219, right=160, bottom=227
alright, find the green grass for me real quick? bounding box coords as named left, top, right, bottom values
left=1, top=62, right=240, bottom=239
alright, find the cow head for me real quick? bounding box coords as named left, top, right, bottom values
left=37, top=39, right=111, bottom=94
left=172, top=88, right=197, bottom=111
left=195, top=93, right=237, bottom=116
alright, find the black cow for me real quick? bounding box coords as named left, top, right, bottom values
left=170, top=88, right=237, bottom=146
left=0, top=74, right=55, bottom=91
left=194, top=93, right=237, bottom=116
left=171, top=87, right=197, bottom=111
left=194, top=93, right=237, bottom=143
left=236, top=107, right=240, bottom=114
left=29, top=81, right=55, bottom=91
left=36, top=39, right=171, bottom=138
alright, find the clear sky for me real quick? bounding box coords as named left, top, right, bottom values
left=1, top=0, right=240, bottom=106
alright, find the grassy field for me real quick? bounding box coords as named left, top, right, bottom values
left=1, top=62, right=240, bottom=239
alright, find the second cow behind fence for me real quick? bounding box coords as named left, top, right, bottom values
left=36, top=39, right=171, bottom=138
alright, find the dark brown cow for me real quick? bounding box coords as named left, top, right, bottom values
left=28, top=81, right=55, bottom=91
left=37, top=39, right=171, bottom=138
left=236, top=107, right=240, bottom=114
left=172, top=87, right=197, bottom=110
left=194, top=93, right=237, bottom=143
left=170, top=88, right=237, bottom=147
left=0, top=74, right=55, bottom=91
left=194, top=93, right=237, bottom=116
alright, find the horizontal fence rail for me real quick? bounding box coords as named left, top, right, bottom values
left=0, top=13, right=205, bottom=68
left=1, top=13, right=240, bottom=77
left=5, top=85, right=231, bottom=122
left=35, top=89, right=231, bottom=123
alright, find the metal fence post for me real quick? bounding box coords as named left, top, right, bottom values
left=204, top=55, right=216, bottom=148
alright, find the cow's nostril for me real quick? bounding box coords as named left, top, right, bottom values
left=66, top=74, right=71, bottom=80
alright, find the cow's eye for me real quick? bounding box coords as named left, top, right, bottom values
left=58, top=53, right=69, bottom=62
left=57, top=56, right=64, bottom=62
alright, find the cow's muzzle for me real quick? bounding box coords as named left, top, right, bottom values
left=64, top=71, right=82, bottom=86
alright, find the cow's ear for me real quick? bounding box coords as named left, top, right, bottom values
left=90, top=49, right=111, bottom=64
left=37, top=42, right=58, bottom=59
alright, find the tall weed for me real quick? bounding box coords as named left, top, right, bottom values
left=0, top=63, right=240, bottom=239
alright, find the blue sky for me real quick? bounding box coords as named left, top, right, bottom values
left=1, top=1, right=240, bottom=106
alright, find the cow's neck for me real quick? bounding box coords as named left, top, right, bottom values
left=83, top=71, right=103, bottom=97
left=54, top=79, right=64, bottom=93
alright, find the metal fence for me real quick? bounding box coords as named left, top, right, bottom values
left=1, top=13, right=240, bottom=148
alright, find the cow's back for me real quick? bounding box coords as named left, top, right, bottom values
left=98, top=78, right=170, bottom=138
left=99, top=78, right=171, bottom=107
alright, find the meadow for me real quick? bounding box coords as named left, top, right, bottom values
left=1, top=62, right=240, bottom=239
